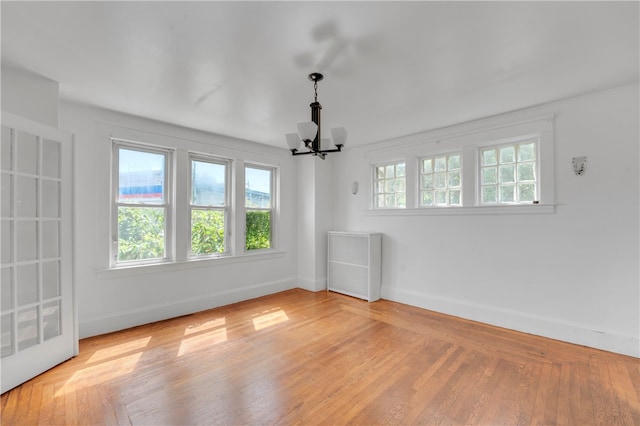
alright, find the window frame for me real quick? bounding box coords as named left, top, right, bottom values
left=418, top=151, right=463, bottom=208
left=478, top=138, right=539, bottom=205
left=365, top=113, right=555, bottom=215
left=372, top=160, right=407, bottom=209
left=244, top=163, right=276, bottom=252
left=188, top=154, right=231, bottom=258
left=111, top=140, right=173, bottom=267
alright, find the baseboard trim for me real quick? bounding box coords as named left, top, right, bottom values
left=383, top=287, right=639, bottom=358
left=79, top=278, right=297, bottom=338
left=297, top=277, right=327, bottom=292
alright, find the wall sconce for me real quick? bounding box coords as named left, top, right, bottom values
left=572, top=156, right=587, bottom=175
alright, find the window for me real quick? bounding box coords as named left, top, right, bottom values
left=245, top=165, right=273, bottom=250
left=365, top=114, right=554, bottom=214
left=480, top=140, right=537, bottom=204
left=420, top=153, right=461, bottom=207
left=113, top=143, right=170, bottom=264
left=373, top=162, right=406, bottom=208
left=190, top=156, right=229, bottom=256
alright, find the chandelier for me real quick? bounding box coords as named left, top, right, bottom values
left=285, top=73, right=347, bottom=159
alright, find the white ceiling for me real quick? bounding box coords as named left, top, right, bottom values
left=2, top=1, right=638, bottom=148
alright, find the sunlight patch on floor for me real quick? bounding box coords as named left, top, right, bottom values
left=184, top=317, right=226, bottom=336
left=252, top=309, right=289, bottom=331
left=178, top=328, right=228, bottom=356
left=55, top=351, right=143, bottom=396
left=86, top=336, right=151, bottom=364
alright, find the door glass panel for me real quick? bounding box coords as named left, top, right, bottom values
left=1, top=126, right=12, bottom=171
left=16, top=220, right=37, bottom=262
left=42, top=180, right=60, bottom=218
left=16, top=176, right=37, bottom=217
left=41, top=221, right=59, bottom=259
left=43, top=301, right=61, bottom=341
left=16, top=131, right=38, bottom=175
left=42, top=261, right=60, bottom=300
left=41, top=139, right=61, bottom=178
left=17, top=306, right=39, bottom=351
left=17, top=263, right=38, bottom=306
left=1, top=220, right=12, bottom=264
left=1, top=267, right=13, bottom=310
left=1, top=173, right=11, bottom=217
left=1, top=313, right=14, bottom=357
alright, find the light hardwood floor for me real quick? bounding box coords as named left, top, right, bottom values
left=1, top=289, right=638, bottom=425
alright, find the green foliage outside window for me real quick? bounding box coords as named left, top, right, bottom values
left=118, top=207, right=165, bottom=261
left=118, top=207, right=271, bottom=260
left=246, top=210, right=271, bottom=250
left=191, top=209, right=225, bottom=255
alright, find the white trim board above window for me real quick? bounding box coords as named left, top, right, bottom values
left=365, top=114, right=555, bottom=215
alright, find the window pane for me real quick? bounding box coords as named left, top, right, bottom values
left=482, top=149, right=497, bottom=166
left=395, top=178, right=405, bottom=193
left=192, top=160, right=226, bottom=207
left=421, top=191, right=433, bottom=206
left=482, top=186, right=497, bottom=203
left=482, top=167, right=497, bottom=184
left=435, top=190, right=447, bottom=205
left=499, top=185, right=515, bottom=202
left=421, top=175, right=433, bottom=190
left=385, top=165, right=395, bottom=179
left=118, top=148, right=165, bottom=204
left=246, top=210, right=271, bottom=250
left=434, top=157, right=447, bottom=172
left=449, top=190, right=461, bottom=205
left=117, top=207, right=165, bottom=261
left=499, top=165, right=515, bottom=183
left=518, top=142, right=536, bottom=161
left=385, top=180, right=395, bottom=193
left=396, top=163, right=406, bottom=177
left=422, top=159, right=433, bottom=174
left=376, top=167, right=385, bottom=179
left=448, top=155, right=461, bottom=170
left=499, top=146, right=515, bottom=163
left=376, top=194, right=385, bottom=208
left=396, top=193, right=406, bottom=208
left=517, top=163, right=536, bottom=181
left=245, top=167, right=272, bottom=208
left=191, top=209, right=225, bottom=255
left=448, top=171, right=461, bottom=187
left=434, top=173, right=446, bottom=189
left=518, top=183, right=536, bottom=202
left=385, top=194, right=395, bottom=206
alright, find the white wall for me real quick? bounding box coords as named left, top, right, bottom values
left=332, top=83, right=640, bottom=357
left=1, top=64, right=59, bottom=128
left=59, top=101, right=299, bottom=338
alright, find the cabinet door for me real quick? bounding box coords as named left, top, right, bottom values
left=1, top=113, right=77, bottom=393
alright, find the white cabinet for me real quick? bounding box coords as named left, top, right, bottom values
left=327, top=231, right=381, bottom=302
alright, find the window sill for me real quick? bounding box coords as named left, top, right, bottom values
left=364, top=204, right=555, bottom=216
left=96, top=250, right=287, bottom=278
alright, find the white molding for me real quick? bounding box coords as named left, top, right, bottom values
left=297, top=277, right=327, bottom=292
left=383, top=287, right=640, bottom=358
left=96, top=250, right=287, bottom=278
left=79, top=277, right=296, bottom=338
left=365, top=204, right=555, bottom=216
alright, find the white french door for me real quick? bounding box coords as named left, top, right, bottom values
left=1, top=112, right=77, bottom=394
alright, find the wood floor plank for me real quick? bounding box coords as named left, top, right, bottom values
left=1, top=289, right=638, bottom=425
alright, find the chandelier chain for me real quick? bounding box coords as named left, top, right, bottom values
left=314, top=80, right=318, bottom=102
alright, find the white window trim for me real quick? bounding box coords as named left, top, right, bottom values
left=365, top=113, right=555, bottom=215
left=371, top=160, right=408, bottom=209
left=188, top=153, right=231, bottom=259
left=244, top=163, right=277, bottom=253
left=104, top=124, right=282, bottom=271
left=111, top=140, right=174, bottom=267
